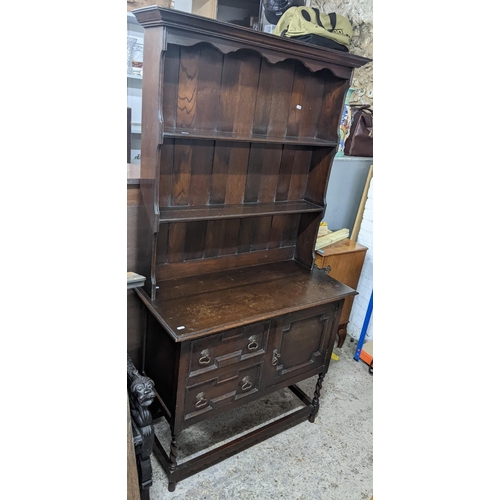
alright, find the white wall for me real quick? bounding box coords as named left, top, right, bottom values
left=348, top=177, right=373, bottom=341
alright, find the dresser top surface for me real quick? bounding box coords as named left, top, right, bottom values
left=136, top=260, right=356, bottom=341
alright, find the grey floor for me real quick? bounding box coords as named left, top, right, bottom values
left=149, top=336, right=373, bottom=500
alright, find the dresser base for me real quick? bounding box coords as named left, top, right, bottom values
left=152, top=377, right=323, bottom=491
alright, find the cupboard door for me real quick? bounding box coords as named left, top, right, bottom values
left=265, top=304, right=338, bottom=386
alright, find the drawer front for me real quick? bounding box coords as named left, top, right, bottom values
left=187, top=321, right=269, bottom=380
left=184, top=362, right=263, bottom=422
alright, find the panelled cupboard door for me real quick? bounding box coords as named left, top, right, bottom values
left=264, top=303, right=339, bottom=387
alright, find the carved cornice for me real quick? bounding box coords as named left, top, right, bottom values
left=132, top=6, right=371, bottom=78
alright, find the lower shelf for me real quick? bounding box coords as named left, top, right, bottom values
left=152, top=382, right=316, bottom=490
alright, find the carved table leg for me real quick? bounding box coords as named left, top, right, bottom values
left=167, top=432, right=178, bottom=492
left=309, top=372, right=325, bottom=423
left=336, top=322, right=348, bottom=348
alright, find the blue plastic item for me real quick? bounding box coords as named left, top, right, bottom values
left=354, top=290, right=373, bottom=361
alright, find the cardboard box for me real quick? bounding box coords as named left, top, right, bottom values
left=127, top=0, right=172, bottom=13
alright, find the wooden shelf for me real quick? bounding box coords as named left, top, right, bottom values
left=163, top=128, right=337, bottom=147
left=137, top=260, right=355, bottom=341
left=159, top=200, right=323, bottom=223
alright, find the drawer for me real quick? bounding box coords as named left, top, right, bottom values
left=187, top=321, right=269, bottom=379
left=184, top=362, right=263, bottom=422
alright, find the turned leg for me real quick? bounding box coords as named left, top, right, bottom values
left=336, top=323, right=347, bottom=348
left=167, top=432, right=178, bottom=492
left=309, top=372, right=325, bottom=423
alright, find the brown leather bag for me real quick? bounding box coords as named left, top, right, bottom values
left=344, top=105, right=373, bottom=157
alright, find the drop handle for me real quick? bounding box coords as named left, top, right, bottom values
left=247, top=335, right=259, bottom=350
left=240, top=376, right=252, bottom=391
left=272, top=349, right=281, bottom=366
left=195, top=392, right=208, bottom=408
left=198, top=349, right=211, bottom=365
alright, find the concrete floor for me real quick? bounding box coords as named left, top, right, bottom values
left=149, top=336, right=373, bottom=500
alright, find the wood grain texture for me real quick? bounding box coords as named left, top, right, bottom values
left=268, top=215, right=287, bottom=249
left=295, top=212, right=323, bottom=269
left=252, top=58, right=274, bottom=136
left=257, top=146, right=283, bottom=203
left=305, top=147, right=336, bottom=206
left=156, top=246, right=295, bottom=281
left=177, top=45, right=200, bottom=129
left=184, top=220, right=207, bottom=260
left=250, top=215, right=272, bottom=251
left=286, top=62, right=308, bottom=138
left=187, top=141, right=214, bottom=206
left=162, top=44, right=181, bottom=129
left=244, top=144, right=264, bottom=203
left=167, top=222, right=187, bottom=263
left=139, top=260, right=355, bottom=341
left=156, top=222, right=169, bottom=265
left=275, top=146, right=296, bottom=201
left=171, top=140, right=192, bottom=206
left=224, top=143, right=250, bottom=205
left=204, top=220, right=224, bottom=258
left=316, top=78, right=349, bottom=141
left=288, top=147, right=313, bottom=201
left=264, top=60, right=295, bottom=138
left=220, top=218, right=241, bottom=255
left=210, top=142, right=231, bottom=204
left=193, top=45, right=224, bottom=129
left=218, top=51, right=260, bottom=134
left=298, top=68, right=325, bottom=138
left=159, top=140, right=174, bottom=207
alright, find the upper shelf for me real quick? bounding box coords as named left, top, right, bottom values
left=159, top=200, right=323, bottom=223
left=163, top=128, right=337, bottom=147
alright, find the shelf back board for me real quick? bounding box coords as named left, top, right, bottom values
left=132, top=6, right=371, bottom=298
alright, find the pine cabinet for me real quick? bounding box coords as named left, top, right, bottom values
left=315, top=238, right=369, bottom=347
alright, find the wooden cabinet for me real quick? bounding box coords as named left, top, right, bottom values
left=314, top=238, right=368, bottom=347
left=130, top=5, right=370, bottom=491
